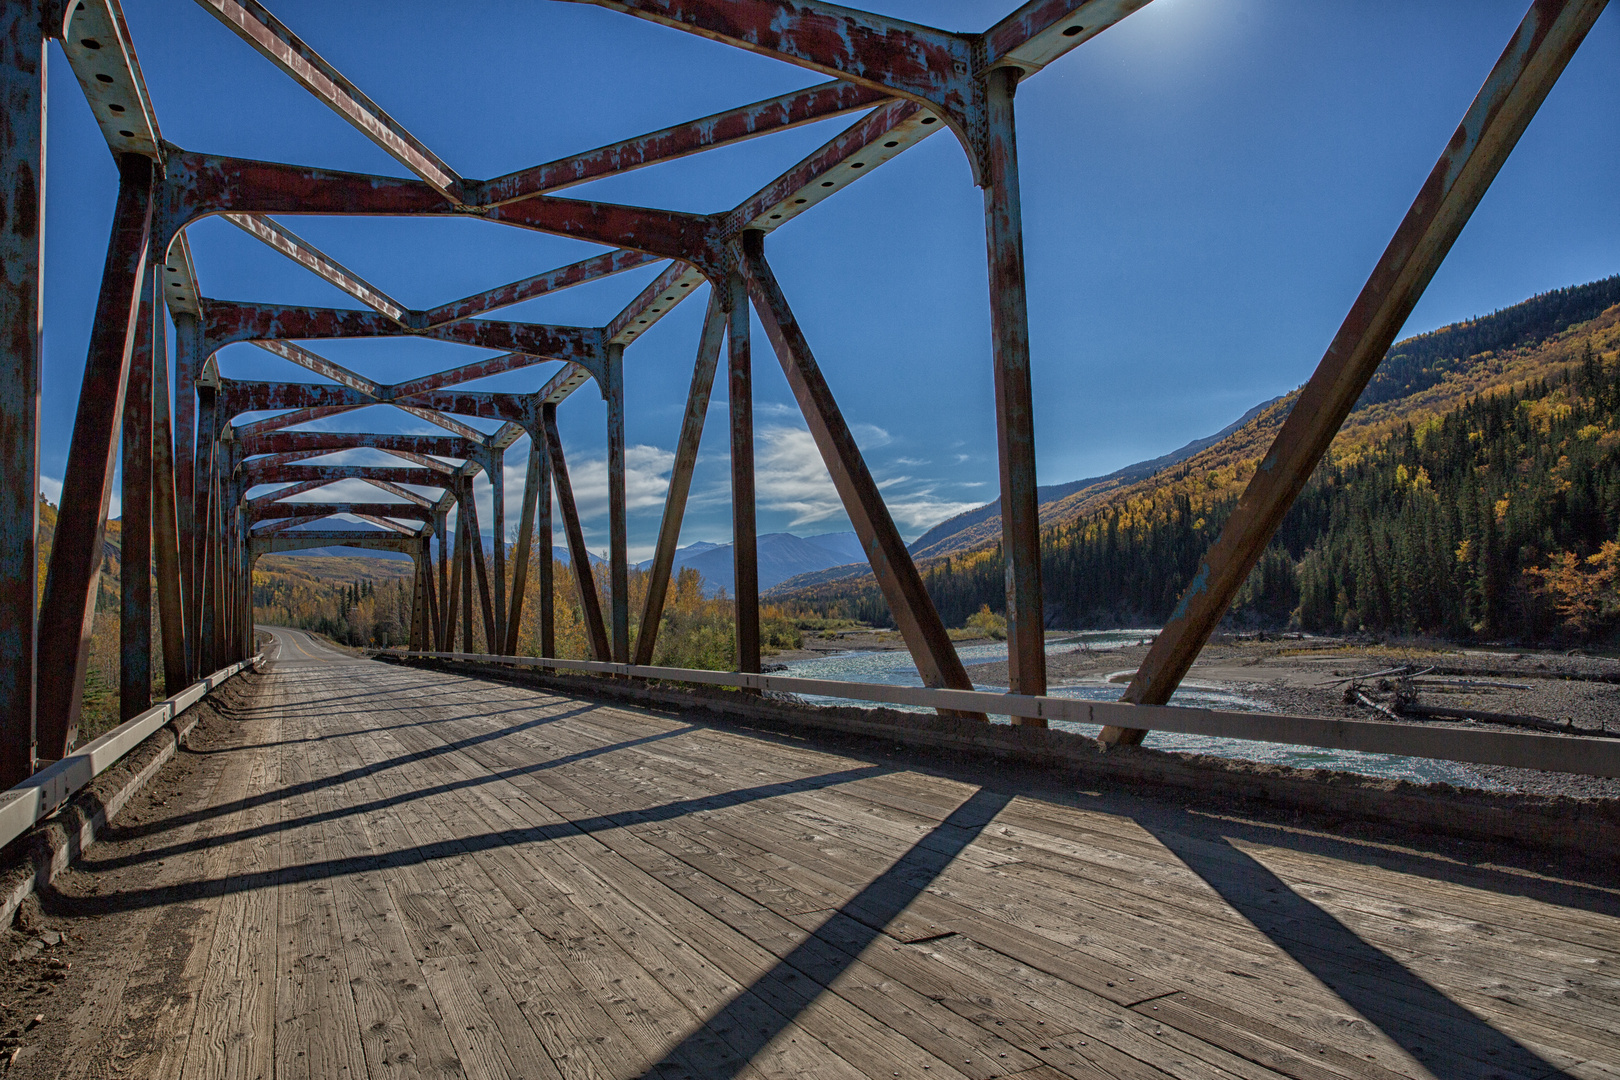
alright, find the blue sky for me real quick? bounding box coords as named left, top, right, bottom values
left=40, top=1, right=1619, bottom=559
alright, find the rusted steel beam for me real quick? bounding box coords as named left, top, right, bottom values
left=150, top=285, right=188, bottom=688
left=458, top=509, right=474, bottom=652
left=192, top=0, right=464, bottom=200
left=246, top=479, right=329, bottom=510
left=443, top=508, right=462, bottom=649
left=362, top=478, right=435, bottom=507
left=159, top=231, right=201, bottom=317
left=422, top=542, right=441, bottom=653
left=249, top=339, right=383, bottom=396
left=219, top=378, right=374, bottom=420
left=604, top=346, right=630, bottom=663
left=0, top=0, right=46, bottom=783
left=242, top=430, right=474, bottom=460
left=397, top=389, right=528, bottom=426
left=476, top=79, right=889, bottom=204
left=459, top=482, right=498, bottom=652
left=395, top=404, right=489, bottom=444
left=983, top=67, right=1045, bottom=708
left=351, top=513, right=421, bottom=536
left=37, top=154, right=154, bottom=759
left=481, top=197, right=725, bottom=281
left=536, top=431, right=554, bottom=659
left=739, top=233, right=981, bottom=716
left=390, top=351, right=538, bottom=400
left=252, top=532, right=414, bottom=557
left=490, top=447, right=507, bottom=652
left=607, top=261, right=706, bottom=345
left=435, top=505, right=451, bottom=649
left=538, top=362, right=595, bottom=406
left=224, top=213, right=408, bottom=323
left=505, top=439, right=541, bottom=655
left=982, top=0, right=1152, bottom=72
left=1105, top=0, right=1609, bottom=746
left=120, top=278, right=156, bottom=721
left=156, top=152, right=449, bottom=237
left=374, top=449, right=461, bottom=475
left=567, top=1, right=975, bottom=140
left=245, top=463, right=452, bottom=488
left=232, top=404, right=362, bottom=440
left=724, top=99, right=930, bottom=236
left=634, top=288, right=725, bottom=666
left=727, top=272, right=759, bottom=675
left=191, top=386, right=218, bottom=674
left=544, top=404, right=611, bottom=662
left=59, top=0, right=163, bottom=163
left=251, top=502, right=432, bottom=524
left=421, top=249, right=660, bottom=327
left=171, top=311, right=202, bottom=672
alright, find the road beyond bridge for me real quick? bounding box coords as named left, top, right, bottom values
left=4, top=626, right=1616, bottom=1078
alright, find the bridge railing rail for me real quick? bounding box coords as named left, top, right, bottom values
left=0, top=655, right=260, bottom=855
left=398, top=650, right=1620, bottom=781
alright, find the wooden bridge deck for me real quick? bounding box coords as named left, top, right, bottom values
left=19, top=627, right=1619, bottom=1079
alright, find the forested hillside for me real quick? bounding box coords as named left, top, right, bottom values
left=782, top=277, right=1620, bottom=645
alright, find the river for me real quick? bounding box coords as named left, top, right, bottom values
left=780, top=630, right=1507, bottom=790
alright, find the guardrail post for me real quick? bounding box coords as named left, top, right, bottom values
left=37, top=153, right=154, bottom=758
left=982, top=64, right=1046, bottom=709
left=727, top=270, right=760, bottom=675
left=1103, top=0, right=1611, bottom=746
left=634, top=288, right=724, bottom=666
left=0, top=0, right=46, bottom=783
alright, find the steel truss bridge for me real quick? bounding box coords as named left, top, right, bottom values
left=0, top=0, right=1610, bottom=788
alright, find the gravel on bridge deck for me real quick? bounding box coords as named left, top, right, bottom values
left=8, top=625, right=1619, bottom=1079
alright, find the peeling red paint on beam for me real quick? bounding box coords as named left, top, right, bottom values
left=477, top=80, right=889, bottom=204
left=200, top=300, right=401, bottom=355
left=225, top=214, right=408, bottom=323
left=422, top=249, right=660, bottom=326
left=351, top=512, right=423, bottom=535
left=251, top=502, right=432, bottom=523
left=400, top=390, right=529, bottom=426
left=395, top=405, right=489, bottom=444
left=242, top=431, right=473, bottom=460
left=607, top=262, right=704, bottom=344
left=247, top=479, right=330, bottom=510
left=481, top=197, right=724, bottom=280
left=539, top=363, right=594, bottom=407
left=245, top=463, right=453, bottom=488
left=219, top=379, right=374, bottom=421
left=374, top=450, right=461, bottom=475
left=575, top=1, right=973, bottom=132
left=160, top=153, right=450, bottom=229
left=193, top=0, right=463, bottom=200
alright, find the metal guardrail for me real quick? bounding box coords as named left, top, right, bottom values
left=403, top=650, right=1620, bottom=780
left=0, top=655, right=261, bottom=854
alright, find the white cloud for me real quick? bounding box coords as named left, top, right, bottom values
left=754, top=427, right=845, bottom=527
left=473, top=443, right=675, bottom=536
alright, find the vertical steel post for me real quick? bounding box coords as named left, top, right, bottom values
left=982, top=65, right=1046, bottom=709
left=505, top=436, right=541, bottom=654
left=740, top=233, right=981, bottom=717
left=443, top=505, right=461, bottom=649
left=37, top=154, right=154, bottom=758
left=537, top=420, right=555, bottom=659
left=174, top=313, right=204, bottom=676
left=422, top=541, right=440, bottom=650
left=489, top=446, right=507, bottom=652
left=120, top=276, right=155, bottom=719
left=459, top=509, right=474, bottom=653
left=728, top=271, right=760, bottom=674
left=434, top=506, right=449, bottom=647
left=605, top=344, right=630, bottom=663
left=634, top=288, right=725, bottom=666
left=1103, top=0, right=1610, bottom=746
left=194, top=391, right=218, bottom=674
left=544, top=403, right=610, bottom=661
left=460, top=479, right=497, bottom=650
left=0, top=0, right=45, bottom=782
left=151, top=289, right=187, bottom=692
left=409, top=551, right=424, bottom=651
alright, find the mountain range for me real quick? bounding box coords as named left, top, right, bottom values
left=637, top=532, right=866, bottom=596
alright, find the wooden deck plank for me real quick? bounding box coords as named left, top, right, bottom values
left=33, top=631, right=1620, bottom=1080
